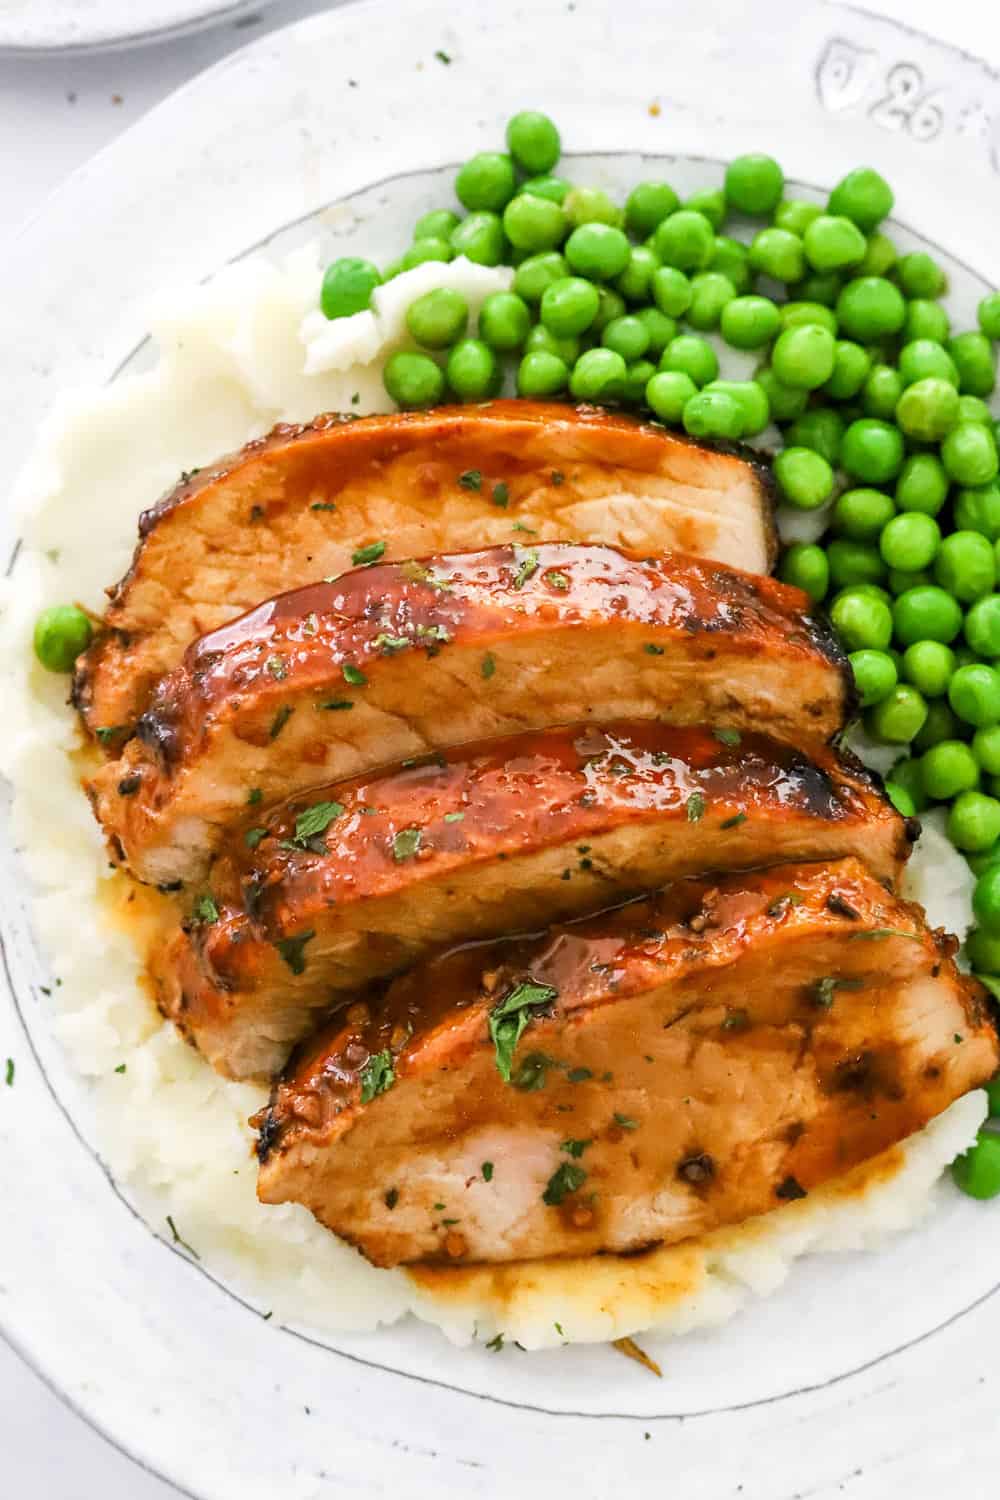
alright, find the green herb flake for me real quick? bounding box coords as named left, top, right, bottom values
left=720, top=811, right=747, bottom=830
left=275, top=929, right=315, bottom=975
left=384, top=1187, right=399, bottom=1209
left=486, top=1333, right=504, bottom=1352
left=4, top=1058, right=13, bottom=1087
left=311, top=501, right=337, bottom=512
left=267, top=655, right=288, bottom=681
left=317, top=699, right=354, bottom=711
left=613, top=1113, right=639, bottom=1130
left=849, top=927, right=922, bottom=943
left=481, top=1161, right=494, bottom=1182
left=491, top=481, right=509, bottom=508
left=511, top=521, right=537, bottom=533
left=458, top=468, right=482, bottom=491
left=392, top=827, right=423, bottom=862
left=489, top=980, right=559, bottom=1082
left=555, top=1322, right=565, bottom=1336
left=247, top=787, right=263, bottom=805
left=767, top=892, right=803, bottom=918
left=359, top=1049, right=395, bottom=1103
left=244, top=827, right=268, bottom=850
left=95, top=726, right=117, bottom=745
left=114, top=1063, right=127, bottom=1074
left=721, top=1008, right=750, bottom=1032
left=352, top=541, right=386, bottom=567
left=342, top=663, right=367, bottom=686
left=550, top=470, right=565, bottom=486
left=811, top=975, right=864, bottom=1009
left=269, top=705, right=294, bottom=740
left=194, top=894, right=219, bottom=924
left=686, top=792, right=705, bottom=823
left=545, top=569, right=570, bottom=591
left=643, top=643, right=664, bottom=656
left=714, top=727, right=741, bottom=747
left=512, top=548, right=539, bottom=589
left=433, top=1203, right=446, bottom=1212
left=481, top=652, right=496, bottom=679
left=568, top=1066, right=592, bottom=1083
left=444, top=811, right=465, bottom=823
left=559, top=1137, right=592, bottom=1158
left=374, top=632, right=411, bottom=655
left=166, top=1215, right=200, bottom=1260
left=954, top=1033, right=964, bottom=1045
left=542, top=1161, right=587, bottom=1205
left=294, top=800, right=344, bottom=845
left=511, top=1051, right=558, bottom=1091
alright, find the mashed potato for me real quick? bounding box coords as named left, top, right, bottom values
left=0, top=242, right=985, bottom=1350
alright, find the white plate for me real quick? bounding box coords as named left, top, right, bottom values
left=0, top=0, right=279, bottom=54
left=2, top=2, right=1000, bottom=1496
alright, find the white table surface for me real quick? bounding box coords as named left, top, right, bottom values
left=1, top=0, right=998, bottom=1494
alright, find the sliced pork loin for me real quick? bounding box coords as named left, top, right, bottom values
left=150, top=724, right=910, bottom=1079
left=257, top=858, right=998, bottom=1266
left=73, top=401, right=776, bottom=741
left=88, top=543, right=850, bottom=887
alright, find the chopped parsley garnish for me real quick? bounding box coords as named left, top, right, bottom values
left=269, top=705, right=294, bottom=739
left=293, top=800, right=344, bottom=845
left=267, top=655, right=287, bottom=680
left=511, top=521, right=537, bottom=533
left=555, top=1322, right=565, bottom=1337
left=275, top=929, right=315, bottom=975
left=384, top=1188, right=399, bottom=1210
left=435, top=48, right=452, bottom=64
left=559, top=1138, right=592, bottom=1158
left=342, top=663, right=367, bottom=686
left=613, top=1113, right=639, bottom=1130
left=545, top=569, right=570, bottom=591
left=458, top=468, right=482, bottom=491
left=721, top=1008, right=750, bottom=1031
left=511, top=1051, right=558, bottom=1091
left=95, top=726, right=117, bottom=745
left=317, top=699, right=354, bottom=711
left=166, top=1215, right=200, bottom=1260
left=481, top=1161, right=494, bottom=1182
left=512, top=548, right=539, bottom=589
left=392, top=827, right=423, bottom=862
left=244, top=827, right=267, bottom=850
left=686, top=792, right=705, bottom=823
left=542, top=1161, right=587, bottom=1205
left=114, top=1063, right=127, bottom=1074
left=643, top=643, right=664, bottom=656
left=302, top=613, right=319, bottom=638
left=720, top=812, right=747, bottom=829
left=247, top=787, right=263, bottom=805
left=444, top=811, right=465, bottom=823
left=486, top=1333, right=504, bottom=1351
left=194, top=894, right=219, bottom=924
left=352, top=541, right=386, bottom=566
left=4, top=1058, right=13, bottom=1087
left=811, top=975, right=864, bottom=1009
left=374, top=632, right=410, bottom=654
left=311, top=501, right=337, bottom=511
left=849, top=927, right=921, bottom=943
left=488, top=979, right=558, bottom=1082
left=550, top=470, right=565, bottom=485
left=713, top=727, right=741, bottom=747
left=567, top=1066, right=592, bottom=1083
left=359, top=1049, right=395, bottom=1103
left=491, top=481, right=509, bottom=508
left=767, top=892, right=802, bottom=918
left=481, top=652, right=496, bottom=679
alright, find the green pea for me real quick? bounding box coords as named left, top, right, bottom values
left=446, top=339, right=498, bottom=401
left=621, top=359, right=657, bottom=404
left=624, top=181, right=680, bottom=238
left=830, top=587, right=893, bottom=650
left=832, top=487, right=895, bottom=540
left=502, top=193, right=567, bottom=252
left=953, top=1131, right=1000, bottom=1198
left=895, top=377, right=960, bottom=442
left=828, top=166, right=894, bottom=230
left=652, top=210, right=715, bottom=272
left=682, top=390, right=743, bottom=441
left=802, top=214, right=866, bottom=272
left=651, top=266, right=692, bottom=319
left=645, top=370, right=697, bottom=423
left=779, top=301, right=838, bottom=335
left=602, top=315, right=651, bottom=363
left=634, top=307, right=677, bottom=358
left=786, top=408, right=844, bottom=465
left=949, top=790, right=1000, bottom=851
left=975, top=864, right=1000, bottom=933
left=615, top=245, right=660, bottom=302
left=521, top=175, right=571, bottom=203
left=888, top=756, right=928, bottom=812
left=840, top=418, right=904, bottom=483
left=383, top=350, right=445, bottom=409
left=505, top=111, right=561, bottom=174
left=33, top=604, right=93, bottom=673
left=893, top=586, right=963, bottom=645
left=898, top=339, right=959, bottom=388
left=569, top=347, right=627, bottom=401
left=456, top=152, right=516, bottom=212
left=862, top=363, right=904, bottom=420
left=450, top=211, right=506, bottom=265
left=949, top=331, right=997, bottom=397
left=866, top=683, right=928, bottom=743
left=540, top=276, right=600, bottom=336
left=514, top=251, right=569, bottom=303
left=884, top=782, right=916, bottom=816
left=934, top=531, right=996, bottom=602
left=824, top=340, right=871, bottom=400
left=795, top=270, right=845, bottom=307
left=724, top=153, right=784, bottom=215
left=836, top=276, right=906, bottom=340
left=771, top=325, right=836, bottom=390
left=748, top=227, right=805, bottom=283
left=979, top=293, right=1000, bottom=341
left=709, top=236, right=752, bottom=294
left=949, top=662, right=1000, bottom=726
left=850, top=648, right=897, bottom=706
left=320, top=256, right=381, bottom=319
left=400, top=238, right=454, bottom=270
left=903, top=298, right=950, bottom=344
left=720, top=295, right=780, bottom=350
left=957, top=395, right=994, bottom=425
left=974, top=724, right=1000, bottom=774
left=524, top=323, right=581, bottom=364
left=517, top=350, right=569, bottom=398
left=896, top=251, right=947, bottom=299
left=774, top=199, right=822, bottom=237
left=858, top=230, right=898, bottom=278
left=828, top=540, right=886, bottom=590
left=895, top=454, right=949, bottom=516
left=921, top=740, right=980, bottom=798
left=778, top=542, right=829, bottom=602
left=414, top=209, right=461, bottom=242
left=564, top=223, right=630, bottom=281
left=773, top=447, right=834, bottom=510
left=592, top=287, right=626, bottom=333
left=888, top=567, right=932, bottom=595
left=702, top=381, right=769, bottom=437
left=901, top=640, right=955, bottom=698
left=912, top=699, right=961, bottom=752
left=405, top=287, right=469, bottom=348
left=966, top=926, right=1000, bottom=971
left=477, top=291, right=531, bottom=352
left=754, top=367, right=808, bottom=422
left=964, top=595, right=1000, bottom=658
left=564, top=187, right=622, bottom=228
left=955, top=483, right=1000, bottom=539
left=678, top=188, right=723, bottom=229
left=879, top=511, right=941, bottom=572
left=685, top=272, right=736, bottom=331
left=942, top=423, right=999, bottom=487
left=660, top=334, right=718, bottom=388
